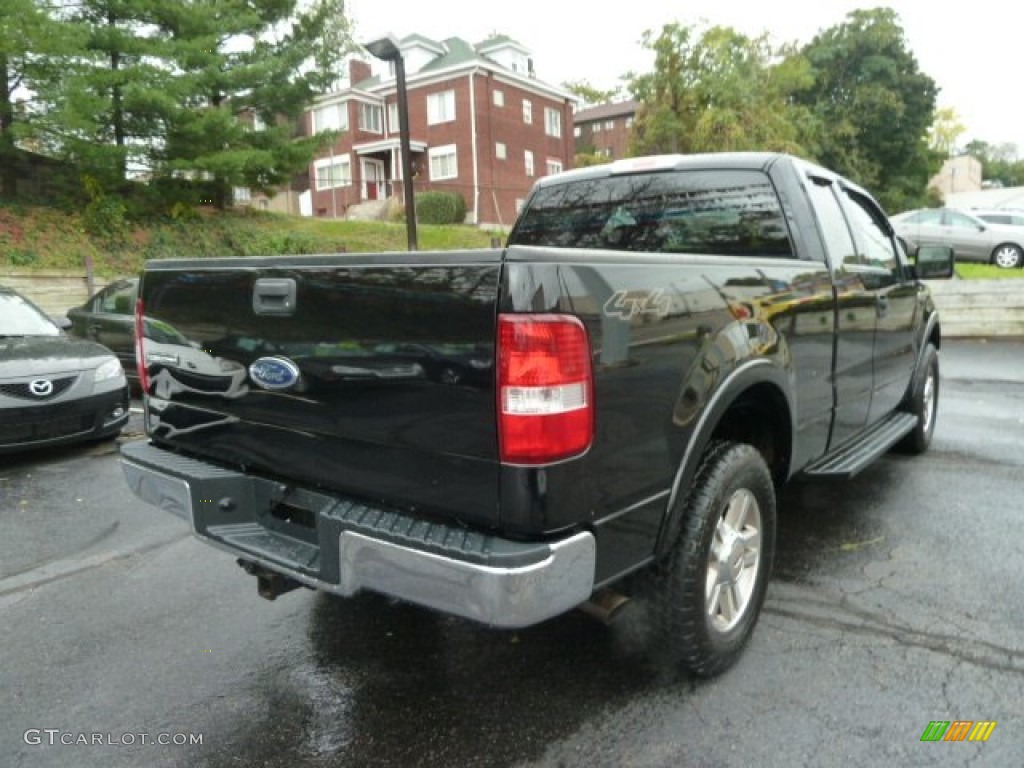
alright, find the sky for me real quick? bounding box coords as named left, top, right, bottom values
left=347, top=0, right=1024, bottom=155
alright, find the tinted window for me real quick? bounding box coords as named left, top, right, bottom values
left=906, top=209, right=943, bottom=225
left=99, top=281, right=137, bottom=314
left=842, top=190, right=899, bottom=272
left=512, top=169, right=793, bottom=257
left=977, top=213, right=1024, bottom=226
left=806, top=178, right=856, bottom=266
left=945, top=211, right=981, bottom=230
left=0, top=292, right=60, bottom=336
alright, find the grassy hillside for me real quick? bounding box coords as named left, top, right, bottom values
left=3, top=203, right=1021, bottom=279
left=0, top=203, right=499, bottom=276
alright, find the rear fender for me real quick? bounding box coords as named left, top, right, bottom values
left=656, top=359, right=795, bottom=557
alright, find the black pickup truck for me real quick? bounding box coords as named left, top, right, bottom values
left=121, top=153, right=953, bottom=677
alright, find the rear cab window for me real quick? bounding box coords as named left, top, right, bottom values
left=510, top=169, right=794, bottom=258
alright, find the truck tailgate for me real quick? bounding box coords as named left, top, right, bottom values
left=138, top=251, right=502, bottom=529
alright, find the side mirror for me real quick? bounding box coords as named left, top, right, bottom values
left=51, top=315, right=73, bottom=331
left=915, top=245, right=955, bottom=280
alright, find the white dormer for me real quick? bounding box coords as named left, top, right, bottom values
left=477, top=36, right=532, bottom=76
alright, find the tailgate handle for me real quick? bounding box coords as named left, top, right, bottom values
left=253, top=278, right=297, bottom=316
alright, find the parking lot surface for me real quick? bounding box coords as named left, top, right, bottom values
left=1, top=339, right=1022, bottom=767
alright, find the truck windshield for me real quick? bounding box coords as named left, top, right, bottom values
left=512, top=169, right=793, bottom=258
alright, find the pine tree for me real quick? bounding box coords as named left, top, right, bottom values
left=1, top=0, right=66, bottom=197
left=154, top=0, right=355, bottom=208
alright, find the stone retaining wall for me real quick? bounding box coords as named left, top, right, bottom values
left=3, top=270, right=1021, bottom=337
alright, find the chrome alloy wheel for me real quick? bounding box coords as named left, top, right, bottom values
left=993, top=244, right=1023, bottom=269
left=706, top=489, right=762, bottom=633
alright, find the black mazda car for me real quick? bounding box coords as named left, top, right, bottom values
left=0, top=286, right=130, bottom=454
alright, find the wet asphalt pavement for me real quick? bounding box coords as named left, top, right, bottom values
left=1, top=339, right=1022, bottom=767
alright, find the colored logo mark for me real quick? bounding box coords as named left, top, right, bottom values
left=920, top=721, right=996, bottom=742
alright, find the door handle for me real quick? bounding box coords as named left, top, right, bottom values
left=876, top=295, right=889, bottom=317
left=253, top=278, right=297, bottom=316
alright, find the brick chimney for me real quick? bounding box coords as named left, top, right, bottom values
left=349, top=59, right=372, bottom=85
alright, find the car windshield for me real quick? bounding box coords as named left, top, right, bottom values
left=0, top=292, right=60, bottom=336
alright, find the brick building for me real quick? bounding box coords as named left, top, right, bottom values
left=306, top=34, right=575, bottom=227
left=573, top=100, right=637, bottom=161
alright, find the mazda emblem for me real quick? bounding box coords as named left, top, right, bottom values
left=29, top=379, right=54, bottom=397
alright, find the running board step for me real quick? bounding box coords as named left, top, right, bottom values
left=803, top=412, right=918, bottom=479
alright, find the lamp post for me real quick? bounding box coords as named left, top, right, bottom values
left=365, top=34, right=418, bottom=251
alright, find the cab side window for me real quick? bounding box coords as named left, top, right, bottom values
left=806, top=177, right=857, bottom=267
left=841, top=190, right=900, bottom=274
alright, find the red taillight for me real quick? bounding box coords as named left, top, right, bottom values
left=134, top=298, right=150, bottom=394
left=497, top=314, right=594, bottom=465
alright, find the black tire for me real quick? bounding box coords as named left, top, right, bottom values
left=648, top=441, right=776, bottom=678
left=991, top=243, right=1023, bottom=269
left=897, top=343, right=939, bottom=454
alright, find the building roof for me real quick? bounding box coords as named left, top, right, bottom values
left=476, top=34, right=531, bottom=55
left=420, top=37, right=479, bottom=73
left=345, top=33, right=570, bottom=100
left=575, top=100, right=638, bottom=124
left=946, top=186, right=1024, bottom=210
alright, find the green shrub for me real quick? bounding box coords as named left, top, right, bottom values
left=416, top=191, right=467, bottom=225
left=8, top=248, right=38, bottom=266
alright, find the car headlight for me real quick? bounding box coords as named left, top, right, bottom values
left=94, top=357, right=126, bottom=383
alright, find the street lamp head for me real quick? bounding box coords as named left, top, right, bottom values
left=364, top=34, right=402, bottom=62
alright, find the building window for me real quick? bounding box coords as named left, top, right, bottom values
left=592, top=122, right=602, bottom=133
left=604, top=120, right=614, bottom=130
left=545, top=108, right=562, bottom=138
left=358, top=103, right=382, bottom=133
left=515, top=198, right=525, bottom=213
left=427, top=90, right=456, bottom=125
left=546, top=159, right=563, bottom=176
left=429, top=144, right=458, bottom=180
left=493, top=89, right=504, bottom=107
left=314, top=156, right=351, bottom=190
left=388, top=102, right=399, bottom=133
left=495, top=142, right=507, bottom=160
left=574, top=126, right=581, bottom=138
left=233, top=187, right=252, bottom=203
left=525, top=150, right=534, bottom=177
left=313, top=103, right=348, bottom=133
left=625, top=116, right=634, bottom=128
left=523, top=99, right=533, bottom=125
left=251, top=114, right=266, bottom=131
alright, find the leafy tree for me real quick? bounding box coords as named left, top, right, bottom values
left=963, top=140, right=1024, bottom=187
left=798, top=8, right=941, bottom=211
left=563, top=79, right=620, bottom=108
left=625, top=23, right=818, bottom=159
left=929, top=107, right=965, bottom=157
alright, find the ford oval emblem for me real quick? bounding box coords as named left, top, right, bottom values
left=249, top=356, right=300, bottom=391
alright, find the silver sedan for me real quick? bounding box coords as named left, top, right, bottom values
left=890, top=207, right=1024, bottom=268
